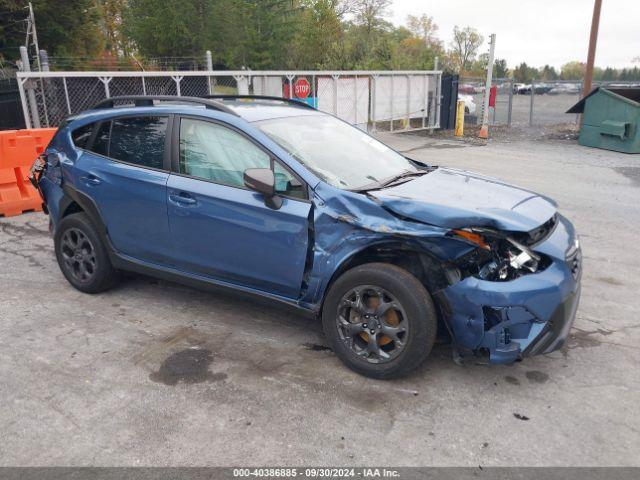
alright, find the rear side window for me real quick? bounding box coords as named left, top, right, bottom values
left=71, top=124, right=94, bottom=149
left=86, top=116, right=168, bottom=170
left=109, top=117, right=168, bottom=169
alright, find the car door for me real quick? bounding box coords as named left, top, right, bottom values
left=166, top=116, right=311, bottom=299
left=72, top=115, right=173, bottom=265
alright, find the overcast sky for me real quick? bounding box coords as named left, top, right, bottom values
left=389, top=0, right=639, bottom=69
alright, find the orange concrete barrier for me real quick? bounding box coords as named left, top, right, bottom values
left=0, top=128, right=57, bottom=217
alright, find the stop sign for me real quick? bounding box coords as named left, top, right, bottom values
left=293, top=78, right=311, bottom=98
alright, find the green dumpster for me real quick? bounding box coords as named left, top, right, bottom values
left=567, top=87, right=640, bottom=154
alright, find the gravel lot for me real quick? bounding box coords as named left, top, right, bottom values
left=464, top=92, right=582, bottom=126
left=1, top=132, right=639, bottom=466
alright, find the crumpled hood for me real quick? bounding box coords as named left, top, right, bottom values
left=368, top=167, right=557, bottom=232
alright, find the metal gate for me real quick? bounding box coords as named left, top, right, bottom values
left=16, top=70, right=441, bottom=133
left=439, top=74, right=459, bottom=130
left=0, top=78, right=26, bottom=130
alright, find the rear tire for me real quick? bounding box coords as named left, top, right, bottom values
left=322, top=263, right=437, bottom=379
left=54, top=212, right=118, bottom=293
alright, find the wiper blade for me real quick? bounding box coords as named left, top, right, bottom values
left=385, top=170, right=425, bottom=184
left=351, top=168, right=430, bottom=193
left=363, top=170, right=426, bottom=191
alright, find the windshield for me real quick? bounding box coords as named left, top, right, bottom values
left=255, top=114, right=418, bottom=190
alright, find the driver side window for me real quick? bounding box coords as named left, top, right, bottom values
left=179, top=118, right=270, bottom=188
left=179, top=118, right=304, bottom=199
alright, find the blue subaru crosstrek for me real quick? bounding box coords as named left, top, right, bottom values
left=30, top=95, right=581, bottom=378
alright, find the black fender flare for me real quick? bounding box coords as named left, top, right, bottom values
left=317, top=238, right=452, bottom=308
left=60, top=184, right=119, bottom=262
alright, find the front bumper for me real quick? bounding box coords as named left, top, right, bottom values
left=441, top=215, right=581, bottom=364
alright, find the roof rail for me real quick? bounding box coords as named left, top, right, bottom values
left=203, top=95, right=316, bottom=110
left=92, top=95, right=239, bottom=116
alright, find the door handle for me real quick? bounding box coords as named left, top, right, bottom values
left=82, top=174, right=102, bottom=186
left=169, top=193, right=197, bottom=206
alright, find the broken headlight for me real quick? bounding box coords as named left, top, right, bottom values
left=450, top=228, right=548, bottom=282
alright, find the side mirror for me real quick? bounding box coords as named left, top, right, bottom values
left=243, top=168, right=282, bottom=210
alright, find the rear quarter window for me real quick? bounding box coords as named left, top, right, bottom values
left=71, top=124, right=94, bottom=149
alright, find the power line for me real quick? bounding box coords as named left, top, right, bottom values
left=0, top=18, right=27, bottom=28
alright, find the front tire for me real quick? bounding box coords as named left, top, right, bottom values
left=322, top=263, right=437, bottom=379
left=54, top=212, right=118, bottom=293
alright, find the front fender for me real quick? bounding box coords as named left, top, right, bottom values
left=299, top=184, right=458, bottom=310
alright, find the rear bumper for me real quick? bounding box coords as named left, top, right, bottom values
left=441, top=216, right=581, bottom=364
left=38, top=175, right=65, bottom=234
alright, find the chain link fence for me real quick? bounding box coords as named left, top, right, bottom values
left=459, top=77, right=640, bottom=128
left=511, top=80, right=583, bottom=126
left=16, top=70, right=442, bottom=133
left=457, top=77, right=513, bottom=127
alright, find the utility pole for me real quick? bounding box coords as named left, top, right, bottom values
left=20, top=45, right=40, bottom=128
left=582, top=0, right=603, bottom=97
left=479, top=33, right=496, bottom=140
left=25, top=2, right=41, bottom=71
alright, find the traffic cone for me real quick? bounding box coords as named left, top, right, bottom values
left=478, top=124, right=489, bottom=139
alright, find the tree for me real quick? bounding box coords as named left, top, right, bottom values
left=241, top=0, right=300, bottom=69
left=12, top=0, right=626, bottom=78
left=468, top=52, right=488, bottom=77
left=406, top=14, right=438, bottom=48
left=601, top=67, right=617, bottom=81
left=292, top=0, right=344, bottom=68
left=392, top=27, right=441, bottom=70
left=98, top=0, right=131, bottom=56
left=123, top=0, right=301, bottom=69
left=124, top=0, right=207, bottom=58
left=540, top=64, right=559, bottom=81
left=353, top=0, right=391, bottom=35
left=493, top=58, right=508, bottom=78
left=592, top=66, right=604, bottom=81
left=512, top=62, right=539, bottom=83
left=560, top=61, right=585, bottom=80
left=0, top=0, right=104, bottom=64
left=330, top=0, right=357, bottom=18
left=448, top=25, right=483, bottom=73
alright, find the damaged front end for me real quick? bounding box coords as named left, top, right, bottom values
left=306, top=179, right=581, bottom=366
left=441, top=214, right=581, bottom=363
left=448, top=209, right=562, bottom=282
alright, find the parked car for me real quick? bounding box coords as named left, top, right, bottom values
left=458, top=94, right=477, bottom=115
left=458, top=83, right=476, bottom=94
left=515, top=84, right=553, bottom=95
left=549, top=83, right=581, bottom=95
left=534, top=83, right=554, bottom=95
left=30, top=95, right=582, bottom=379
